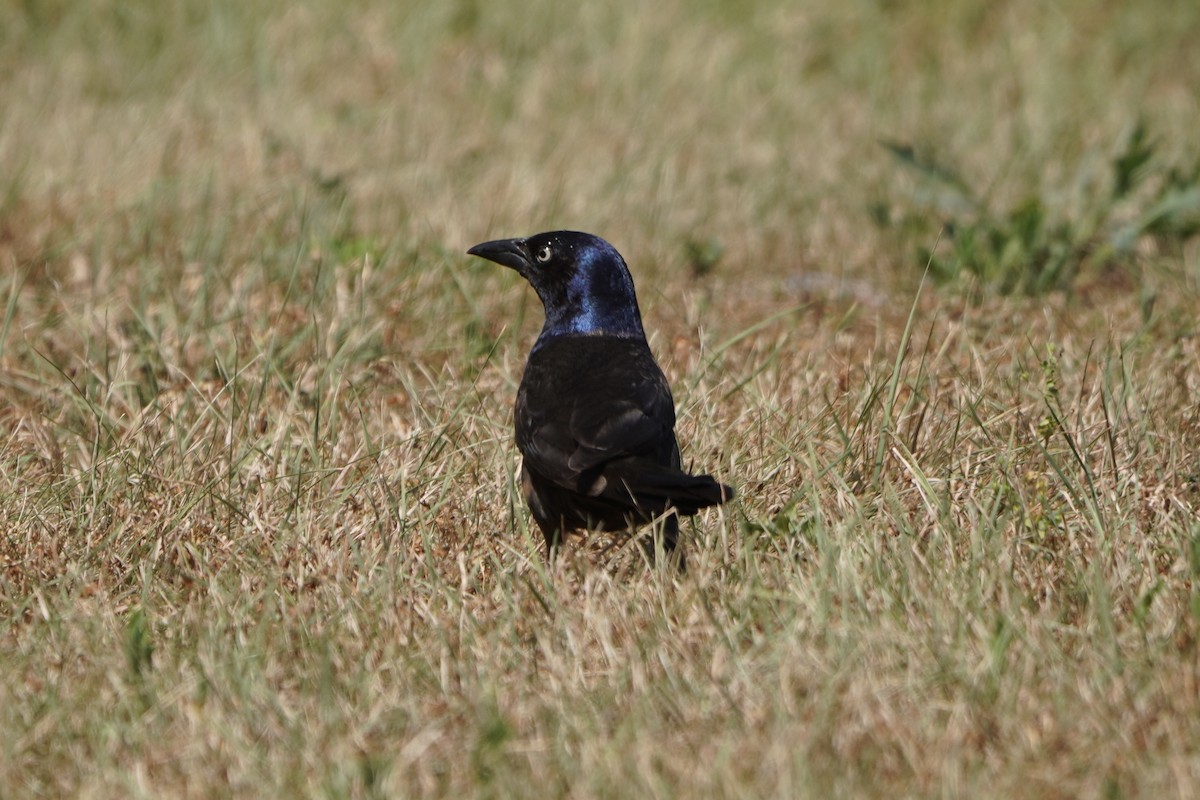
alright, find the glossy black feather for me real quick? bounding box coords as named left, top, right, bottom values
left=467, top=230, right=733, bottom=563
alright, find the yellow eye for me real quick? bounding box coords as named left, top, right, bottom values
left=535, top=245, right=552, bottom=262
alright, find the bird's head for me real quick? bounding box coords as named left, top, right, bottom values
left=467, top=231, right=646, bottom=341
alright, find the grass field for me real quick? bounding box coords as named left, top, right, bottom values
left=3, top=1, right=1200, bottom=797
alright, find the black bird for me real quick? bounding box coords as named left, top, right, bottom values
left=467, top=230, right=733, bottom=564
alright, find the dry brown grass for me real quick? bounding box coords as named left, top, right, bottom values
left=2, top=1, right=1200, bottom=797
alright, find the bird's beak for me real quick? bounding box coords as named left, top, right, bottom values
left=467, top=238, right=532, bottom=274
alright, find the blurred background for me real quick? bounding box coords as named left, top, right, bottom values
left=3, top=0, right=1197, bottom=309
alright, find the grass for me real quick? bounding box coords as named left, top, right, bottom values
left=2, top=0, right=1200, bottom=796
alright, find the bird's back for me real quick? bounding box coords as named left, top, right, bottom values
left=515, top=335, right=729, bottom=536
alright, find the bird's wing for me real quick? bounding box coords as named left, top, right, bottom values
left=520, top=372, right=675, bottom=495
left=566, top=401, right=672, bottom=477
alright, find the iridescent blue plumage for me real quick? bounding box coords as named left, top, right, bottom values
left=550, top=235, right=645, bottom=340
left=475, top=231, right=647, bottom=345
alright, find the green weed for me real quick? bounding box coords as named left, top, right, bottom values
left=883, top=122, right=1200, bottom=294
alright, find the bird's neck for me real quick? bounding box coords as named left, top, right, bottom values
left=538, top=259, right=647, bottom=342
left=540, top=295, right=646, bottom=340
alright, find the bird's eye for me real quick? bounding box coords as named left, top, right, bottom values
left=535, top=245, right=553, bottom=263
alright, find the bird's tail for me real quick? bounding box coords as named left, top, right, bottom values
left=608, top=461, right=734, bottom=516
